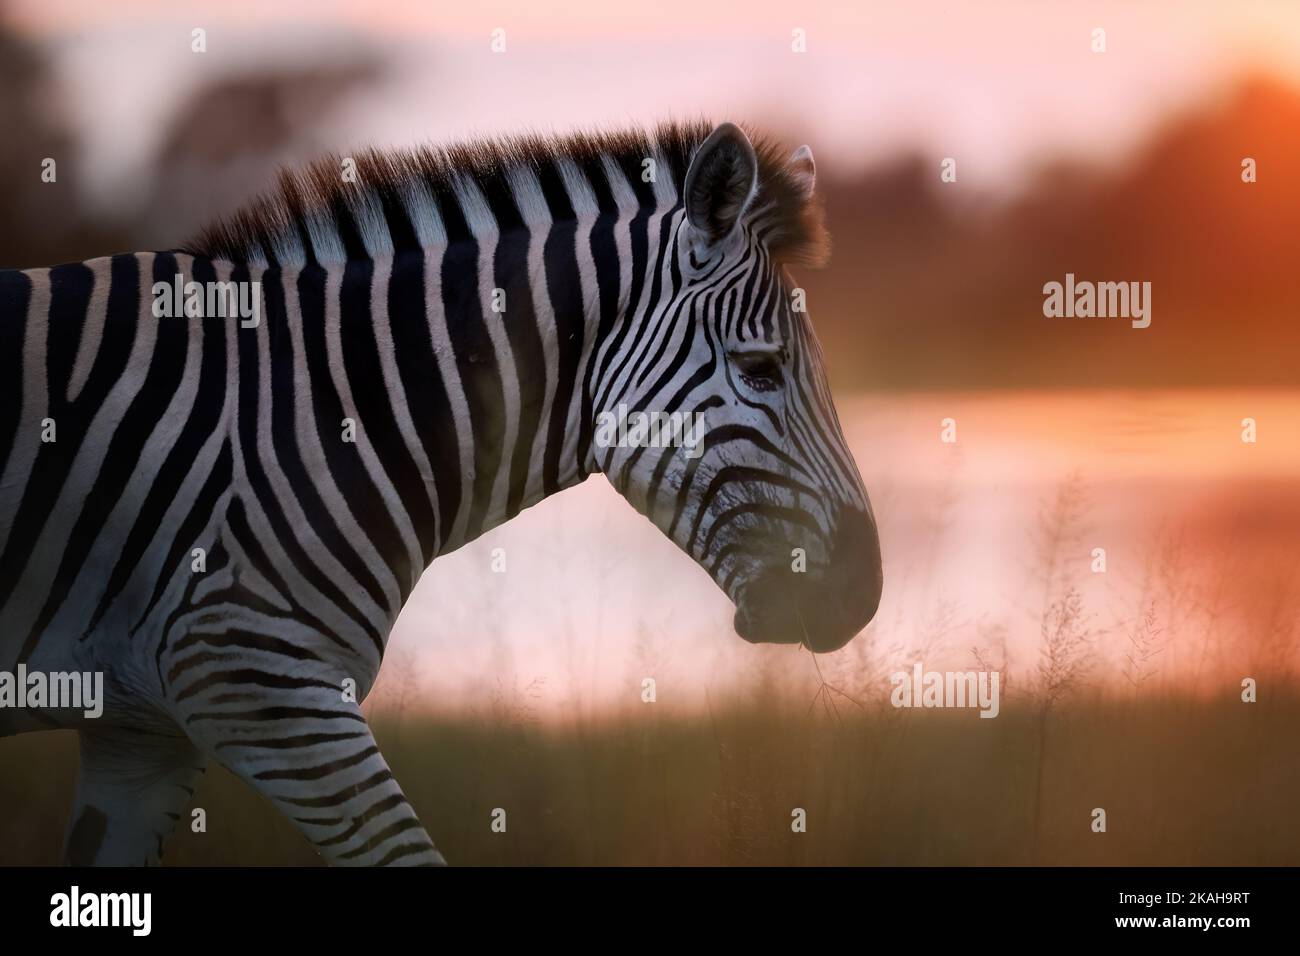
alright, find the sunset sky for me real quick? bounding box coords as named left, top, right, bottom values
left=10, top=0, right=1300, bottom=205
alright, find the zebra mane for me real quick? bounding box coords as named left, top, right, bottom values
left=185, top=120, right=829, bottom=269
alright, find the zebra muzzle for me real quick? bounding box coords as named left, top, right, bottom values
left=733, top=504, right=882, bottom=653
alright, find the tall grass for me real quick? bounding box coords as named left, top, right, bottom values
left=2, top=688, right=1296, bottom=866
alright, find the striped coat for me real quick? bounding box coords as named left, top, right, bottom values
left=0, top=120, right=881, bottom=864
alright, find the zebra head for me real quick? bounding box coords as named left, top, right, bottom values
left=593, top=122, right=882, bottom=653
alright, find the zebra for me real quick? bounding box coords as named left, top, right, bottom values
left=0, top=120, right=883, bottom=866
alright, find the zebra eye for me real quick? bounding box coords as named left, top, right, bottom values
left=730, top=349, right=783, bottom=392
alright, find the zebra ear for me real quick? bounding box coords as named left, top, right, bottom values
left=788, top=145, right=816, bottom=198
left=684, top=123, right=758, bottom=245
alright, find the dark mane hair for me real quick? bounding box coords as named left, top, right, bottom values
left=186, top=120, right=828, bottom=268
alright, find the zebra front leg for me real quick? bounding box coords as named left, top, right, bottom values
left=64, top=727, right=207, bottom=865
left=181, top=685, right=444, bottom=866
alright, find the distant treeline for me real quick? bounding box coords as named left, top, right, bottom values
left=807, top=77, right=1300, bottom=390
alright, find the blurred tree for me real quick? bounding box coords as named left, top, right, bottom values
left=0, top=5, right=126, bottom=267
left=807, top=76, right=1300, bottom=390
left=136, top=60, right=384, bottom=250
left=0, top=0, right=383, bottom=266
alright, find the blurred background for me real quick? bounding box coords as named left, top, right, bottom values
left=1, top=0, right=1297, bottom=865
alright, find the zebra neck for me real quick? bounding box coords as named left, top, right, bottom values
left=396, top=189, right=683, bottom=562
left=289, top=219, right=612, bottom=567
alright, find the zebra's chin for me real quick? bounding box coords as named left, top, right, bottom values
left=733, top=604, right=803, bottom=647
left=732, top=572, right=877, bottom=654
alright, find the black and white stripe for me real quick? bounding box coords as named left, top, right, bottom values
left=0, top=121, right=881, bottom=865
